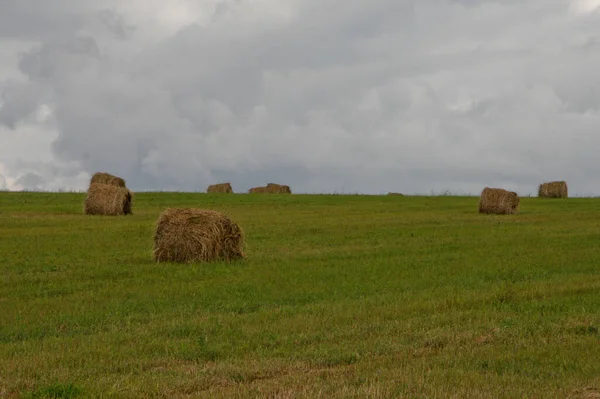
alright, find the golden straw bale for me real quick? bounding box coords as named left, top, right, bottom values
left=90, top=172, right=126, bottom=188
left=249, top=183, right=292, bottom=194
left=153, top=208, right=245, bottom=263
left=266, top=183, right=291, bottom=193
left=248, top=186, right=267, bottom=193
left=207, top=182, right=233, bottom=193
left=84, top=183, right=133, bottom=216
left=478, top=187, right=520, bottom=215
left=538, top=181, right=568, bottom=198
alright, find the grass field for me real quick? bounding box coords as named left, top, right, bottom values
left=1, top=192, right=600, bottom=398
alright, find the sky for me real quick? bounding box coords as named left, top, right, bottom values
left=1, top=0, right=600, bottom=195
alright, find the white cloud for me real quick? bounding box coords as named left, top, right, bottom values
left=569, top=0, right=600, bottom=14
left=0, top=162, right=22, bottom=190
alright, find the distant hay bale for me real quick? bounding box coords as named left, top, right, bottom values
left=90, top=172, right=126, bottom=188
left=207, top=182, right=233, bottom=193
left=84, top=183, right=133, bottom=216
left=538, top=181, right=568, bottom=198
left=478, top=187, right=520, bottom=215
left=387, top=192, right=404, bottom=196
left=249, top=183, right=292, bottom=194
left=248, top=186, right=267, bottom=193
left=153, top=208, right=245, bottom=263
left=266, top=183, right=291, bottom=194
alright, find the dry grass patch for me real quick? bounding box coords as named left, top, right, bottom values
left=570, top=386, right=600, bottom=399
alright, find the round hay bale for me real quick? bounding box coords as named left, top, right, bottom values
left=207, top=182, right=233, bottom=193
left=153, top=208, right=245, bottom=263
left=90, top=172, right=126, bottom=188
left=478, top=187, right=519, bottom=215
left=84, top=183, right=133, bottom=215
left=538, top=181, right=568, bottom=198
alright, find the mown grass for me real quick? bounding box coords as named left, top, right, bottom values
left=1, top=192, right=600, bottom=398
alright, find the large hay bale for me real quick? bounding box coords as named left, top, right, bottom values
left=538, top=181, right=568, bottom=198
left=84, top=183, right=133, bottom=215
left=153, top=208, right=245, bottom=263
left=207, top=182, right=233, bottom=193
left=478, top=187, right=520, bottom=215
left=90, top=172, right=126, bottom=188
left=249, top=183, right=292, bottom=194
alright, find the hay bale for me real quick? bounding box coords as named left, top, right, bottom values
left=84, top=183, right=133, bottom=215
left=207, top=182, right=233, bottom=193
left=266, top=183, right=291, bottom=194
left=248, top=186, right=267, bottom=193
left=90, top=172, right=126, bottom=188
left=538, top=181, right=568, bottom=198
left=153, top=208, right=245, bottom=263
left=478, top=187, right=520, bottom=215
left=249, top=183, right=291, bottom=194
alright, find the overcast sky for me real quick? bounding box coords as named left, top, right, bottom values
left=1, top=0, right=600, bottom=195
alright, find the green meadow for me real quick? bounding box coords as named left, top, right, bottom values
left=1, top=192, right=600, bottom=398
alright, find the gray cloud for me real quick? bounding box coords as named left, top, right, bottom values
left=15, top=171, right=43, bottom=190
left=96, top=9, right=136, bottom=40
left=1, top=0, right=600, bottom=194
left=0, top=81, right=42, bottom=128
